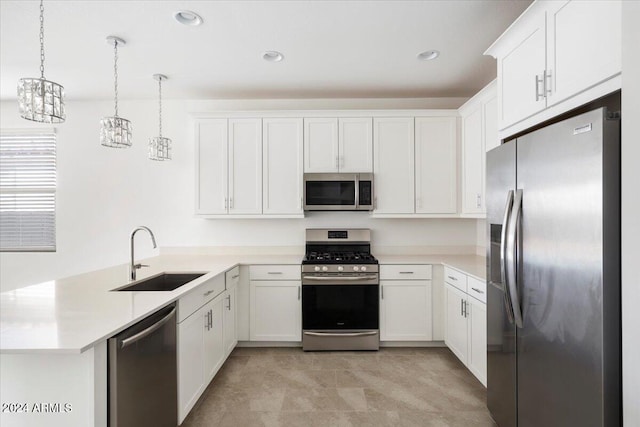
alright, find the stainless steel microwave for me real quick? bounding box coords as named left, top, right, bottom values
left=303, top=173, right=374, bottom=211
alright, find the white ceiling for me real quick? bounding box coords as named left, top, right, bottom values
left=0, top=0, right=532, bottom=101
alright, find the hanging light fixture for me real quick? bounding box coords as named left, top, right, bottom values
left=17, top=0, right=65, bottom=123
left=100, top=36, right=132, bottom=148
left=148, top=74, right=171, bottom=161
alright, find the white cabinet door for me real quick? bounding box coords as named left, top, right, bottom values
left=203, top=294, right=225, bottom=384
left=196, top=119, right=227, bottom=215
left=339, top=118, right=373, bottom=172
left=250, top=280, right=301, bottom=341
left=445, top=284, right=468, bottom=365
left=415, top=117, right=457, bottom=214
left=373, top=118, right=415, bottom=214
left=461, top=108, right=484, bottom=214
left=178, top=307, right=205, bottom=424
left=380, top=280, right=432, bottom=341
left=228, top=118, right=262, bottom=214
left=545, top=0, right=621, bottom=107
left=223, top=285, right=237, bottom=357
left=304, top=118, right=339, bottom=172
left=468, top=296, right=487, bottom=386
left=498, top=10, right=546, bottom=129
left=263, top=118, right=304, bottom=215
left=483, top=96, right=499, bottom=152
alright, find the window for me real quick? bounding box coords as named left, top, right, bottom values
left=0, top=130, right=56, bottom=252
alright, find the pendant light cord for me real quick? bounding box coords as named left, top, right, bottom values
left=113, top=40, right=119, bottom=117
left=158, top=77, right=162, bottom=138
left=39, top=0, right=45, bottom=79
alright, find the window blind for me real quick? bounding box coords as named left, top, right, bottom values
left=0, top=131, right=56, bottom=251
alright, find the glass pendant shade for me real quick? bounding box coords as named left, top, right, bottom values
left=18, top=0, right=65, bottom=123
left=101, top=36, right=132, bottom=148
left=100, top=116, right=132, bottom=148
left=148, top=74, right=171, bottom=161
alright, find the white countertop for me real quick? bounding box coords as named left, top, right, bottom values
left=0, top=253, right=484, bottom=354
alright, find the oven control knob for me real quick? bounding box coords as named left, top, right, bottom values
left=360, top=266, right=367, bottom=272
left=337, top=266, right=344, bottom=272
left=322, top=266, right=328, bottom=272
left=314, top=266, right=320, bottom=272
left=353, top=266, right=359, bottom=271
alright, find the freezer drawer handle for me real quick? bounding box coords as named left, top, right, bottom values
left=120, top=307, right=176, bottom=349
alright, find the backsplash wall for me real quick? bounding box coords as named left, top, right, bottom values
left=0, top=98, right=481, bottom=291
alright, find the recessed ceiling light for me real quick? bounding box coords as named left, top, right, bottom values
left=263, top=51, right=284, bottom=62
left=417, top=50, right=440, bottom=61
left=174, top=10, right=203, bottom=26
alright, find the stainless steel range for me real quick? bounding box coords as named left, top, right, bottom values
left=301, top=228, right=379, bottom=351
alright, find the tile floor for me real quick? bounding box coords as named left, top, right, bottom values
left=181, top=347, right=495, bottom=427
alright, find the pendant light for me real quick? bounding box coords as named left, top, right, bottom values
left=148, top=74, right=171, bottom=161
left=17, top=0, right=65, bottom=123
left=100, top=36, right=132, bottom=148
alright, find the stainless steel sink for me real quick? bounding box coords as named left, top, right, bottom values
left=114, top=273, right=206, bottom=292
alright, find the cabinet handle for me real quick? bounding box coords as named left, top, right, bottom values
left=209, top=309, right=213, bottom=328
left=340, top=156, right=344, bottom=168
left=229, top=197, right=233, bottom=209
left=298, top=286, right=301, bottom=300
left=226, top=294, right=231, bottom=310
left=231, top=274, right=239, bottom=279
left=399, top=271, right=414, bottom=275
left=204, top=290, right=214, bottom=297
left=447, top=275, right=457, bottom=281
left=460, top=299, right=464, bottom=316
left=535, top=73, right=544, bottom=102
left=465, top=300, right=469, bottom=318
left=471, top=287, right=484, bottom=294
left=381, top=285, right=384, bottom=299
left=268, top=271, right=282, bottom=275
left=476, top=194, right=482, bottom=209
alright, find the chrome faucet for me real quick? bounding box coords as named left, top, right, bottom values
left=130, top=226, right=157, bottom=281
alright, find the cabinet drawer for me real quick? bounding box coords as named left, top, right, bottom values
left=380, top=264, right=432, bottom=280
left=225, top=266, right=240, bottom=289
left=249, top=265, right=300, bottom=281
left=444, top=266, right=467, bottom=293
left=467, top=276, right=486, bottom=304
left=178, top=274, right=226, bottom=323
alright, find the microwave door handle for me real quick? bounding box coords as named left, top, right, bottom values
left=354, top=174, right=360, bottom=209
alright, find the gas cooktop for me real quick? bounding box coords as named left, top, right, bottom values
left=302, top=228, right=378, bottom=265
left=302, top=251, right=378, bottom=265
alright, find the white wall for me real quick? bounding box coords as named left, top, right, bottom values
left=0, top=97, right=478, bottom=292
left=621, top=2, right=640, bottom=425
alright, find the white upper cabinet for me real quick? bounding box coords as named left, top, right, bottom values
left=263, top=118, right=304, bottom=215
left=304, top=118, right=339, bottom=172
left=196, top=119, right=227, bottom=215
left=496, top=8, right=547, bottom=129
left=483, top=96, right=499, bottom=152
left=304, top=117, right=373, bottom=173
left=486, top=0, right=622, bottom=132
left=228, top=118, right=262, bottom=214
left=338, top=118, right=373, bottom=172
left=414, top=117, right=457, bottom=214
left=545, top=0, right=621, bottom=107
left=373, top=118, right=415, bottom=214
left=461, top=108, right=484, bottom=214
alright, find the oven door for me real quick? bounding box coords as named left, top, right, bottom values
left=303, top=174, right=357, bottom=211
left=302, top=282, right=379, bottom=330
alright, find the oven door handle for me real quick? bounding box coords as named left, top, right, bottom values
left=302, top=275, right=379, bottom=281
left=303, top=331, right=378, bottom=337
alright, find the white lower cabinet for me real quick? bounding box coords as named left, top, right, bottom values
left=444, top=268, right=487, bottom=386
left=380, top=264, right=433, bottom=341
left=249, top=265, right=302, bottom=341
left=178, top=291, right=225, bottom=424
left=177, top=268, right=240, bottom=425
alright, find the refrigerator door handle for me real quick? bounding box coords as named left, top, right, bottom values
left=500, top=190, right=515, bottom=324
left=506, top=189, right=524, bottom=328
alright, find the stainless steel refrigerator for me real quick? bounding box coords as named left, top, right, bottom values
left=486, top=99, right=621, bottom=427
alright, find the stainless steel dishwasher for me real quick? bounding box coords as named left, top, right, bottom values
left=108, top=303, right=177, bottom=427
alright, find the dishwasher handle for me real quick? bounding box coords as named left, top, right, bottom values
left=120, top=306, right=176, bottom=349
